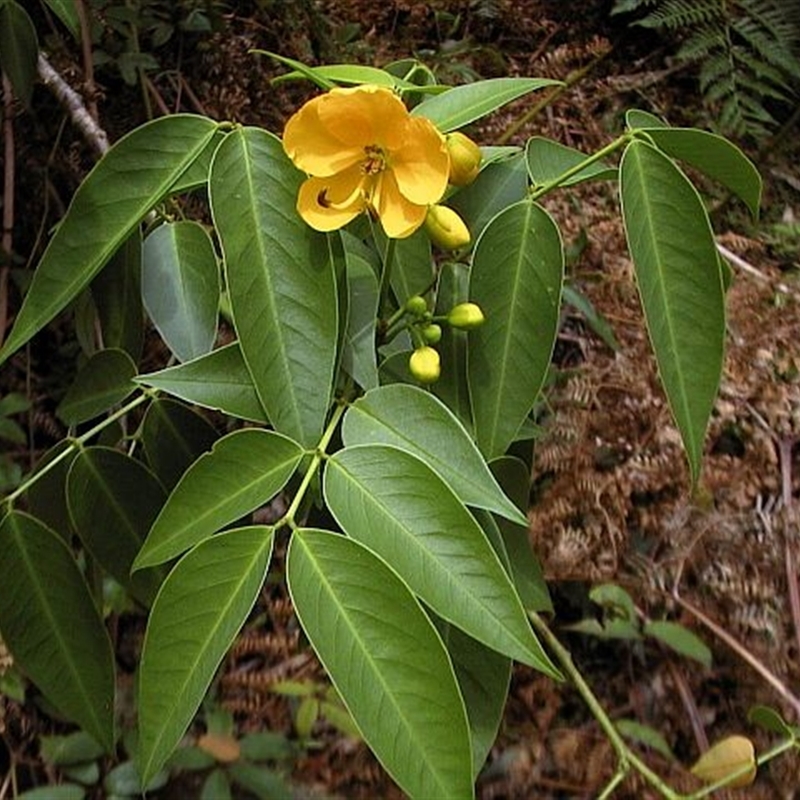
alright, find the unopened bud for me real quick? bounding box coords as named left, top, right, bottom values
left=447, top=302, right=485, bottom=329
left=421, top=323, right=442, bottom=344
left=446, top=132, right=482, bottom=186
left=425, top=205, right=471, bottom=251
left=405, top=295, right=428, bottom=316
left=409, top=346, right=441, bottom=384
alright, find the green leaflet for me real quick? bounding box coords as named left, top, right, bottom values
left=619, top=140, right=725, bottom=484
left=412, top=77, right=561, bottom=132
left=0, top=115, right=220, bottom=364
left=468, top=199, right=564, bottom=460
left=134, top=428, right=302, bottom=569
left=324, top=444, right=559, bottom=676
left=287, top=529, right=474, bottom=800
left=342, top=384, right=526, bottom=525
left=0, top=512, right=115, bottom=751
left=137, top=527, right=273, bottom=784
left=142, top=221, right=220, bottom=362
left=209, top=128, right=338, bottom=447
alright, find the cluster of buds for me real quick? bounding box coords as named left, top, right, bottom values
left=404, top=295, right=486, bottom=384
left=423, top=131, right=482, bottom=252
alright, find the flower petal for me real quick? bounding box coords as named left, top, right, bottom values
left=297, top=174, right=364, bottom=232
left=284, top=95, right=364, bottom=177
left=390, top=118, right=449, bottom=205
left=320, top=85, right=410, bottom=150
left=373, top=171, right=427, bottom=238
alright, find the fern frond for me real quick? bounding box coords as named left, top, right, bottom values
left=638, top=0, right=722, bottom=30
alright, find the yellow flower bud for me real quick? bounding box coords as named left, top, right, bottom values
left=409, top=346, right=441, bottom=384
left=424, top=205, right=471, bottom=251
left=446, top=131, right=482, bottom=186
left=447, top=302, right=485, bottom=329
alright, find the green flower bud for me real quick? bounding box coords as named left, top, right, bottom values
left=446, top=131, right=482, bottom=186
left=421, top=323, right=442, bottom=344
left=447, top=302, right=485, bottom=329
left=409, top=346, right=441, bottom=384
left=405, top=295, right=428, bottom=316
left=424, top=205, right=471, bottom=251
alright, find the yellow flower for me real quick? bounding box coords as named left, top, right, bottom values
left=283, top=85, right=450, bottom=238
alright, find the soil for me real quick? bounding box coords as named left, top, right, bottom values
left=1, top=2, right=799, bottom=798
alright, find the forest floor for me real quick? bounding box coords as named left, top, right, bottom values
left=2, top=1, right=800, bottom=798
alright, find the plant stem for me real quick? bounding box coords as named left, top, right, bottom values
left=529, top=135, right=629, bottom=202
left=529, top=612, right=680, bottom=799
left=279, top=401, right=347, bottom=529
left=3, top=391, right=152, bottom=507
left=377, top=236, right=397, bottom=320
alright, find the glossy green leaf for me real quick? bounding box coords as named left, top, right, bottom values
left=137, top=343, right=268, bottom=423
left=274, top=62, right=403, bottom=89
left=747, top=705, right=794, bottom=737
left=615, top=719, right=674, bottom=760
left=142, top=221, right=220, bottom=362
left=0, top=512, right=115, bottom=751
left=287, top=529, right=474, bottom=800
left=43, top=0, right=80, bottom=37
left=209, top=127, right=338, bottom=447
left=625, top=109, right=669, bottom=129
left=490, top=457, right=552, bottom=613
left=0, top=115, right=219, bottom=364
left=439, top=622, right=511, bottom=778
left=134, top=429, right=302, bottom=569
left=620, top=140, right=725, bottom=484
left=67, top=447, right=167, bottom=606
left=432, top=261, right=471, bottom=426
left=342, top=384, right=526, bottom=525
left=92, top=230, right=144, bottom=361
left=376, top=227, right=433, bottom=304
left=201, top=770, right=232, bottom=800
left=137, top=526, right=273, bottom=784
left=450, top=152, right=529, bottom=244
left=40, top=731, right=106, bottom=766
left=324, top=445, right=559, bottom=675
left=0, top=1, right=38, bottom=107
left=468, top=199, right=564, bottom=459
left=169, top=130, right=226, bottom=194
left=17, top=787, right=85, bottom=800
left=26, top=441, right=77, bottom=541
left=141, top=398, right=218, bottom=491
left=636, top=128, right=761, bottom=218
left=228, top=762, right=293, bottom=800
left=56, top=349, right=137, bottom=426
left=411, top=77, right=561, bottom=132
left=526, top=137, right=617, bottom=187
left=341, top=249, right=379, bottom=391
left=104, top=761, right=169, bottom=795
left=643, top=620, right=712, bottom=668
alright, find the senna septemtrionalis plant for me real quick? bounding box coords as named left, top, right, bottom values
left=0, top=57, right=761, bottom=797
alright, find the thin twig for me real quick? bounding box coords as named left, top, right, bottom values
left=666, top=660, right=708, bottom=752
left=671, top=592, right=800, bottom=722
left=716, top=241, right=797, bottom=299
left=75, top=0, right=99, bottom=122
left=1, top=74, right=14, bottom=345
left=37, top=53, right=109, bottom=155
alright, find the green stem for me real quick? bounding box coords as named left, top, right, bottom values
left=529, top=135, right=630, bottom=202
left=279, top=401, right=347, bottom=529
left=529, top=612, right=680, bottom=799
left=3, top=391, right=152, bottom=508
left=377, top=236, right=397, bottom=320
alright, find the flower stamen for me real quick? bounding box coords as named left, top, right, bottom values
left=361, top=145, right=386, bottom=176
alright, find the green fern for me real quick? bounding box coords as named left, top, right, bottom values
left=612, top=0, right=800, bottom=137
